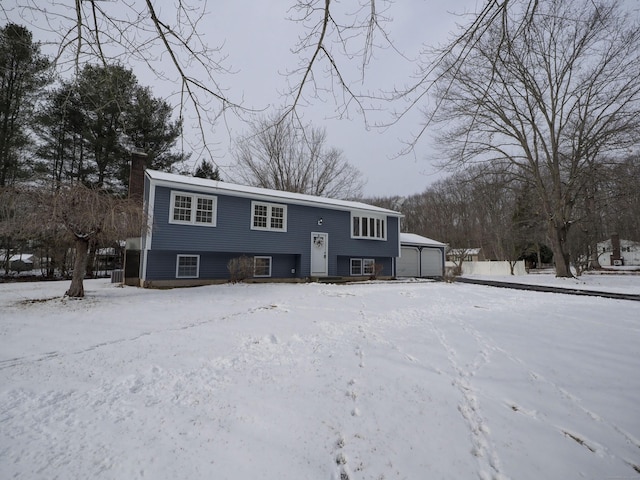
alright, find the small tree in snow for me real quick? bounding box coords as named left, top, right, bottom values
left=30, top=185, right=145, bottom=297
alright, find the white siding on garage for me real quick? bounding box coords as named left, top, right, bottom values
left=398, top=247, right=420, bottom=277
left=398, top=246, right=444, bottom=277
left=398, top=233, right=446, bottom=278
left=420, top=248, right=443, bottom=277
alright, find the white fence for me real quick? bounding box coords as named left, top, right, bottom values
left=447, top=260, right=527, bottom=276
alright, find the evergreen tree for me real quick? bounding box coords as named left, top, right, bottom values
left=194, top=160, right=221, bottom=180
left=0, top=23, right=50, bottom=186
left=35, top=64, right=185, bottom=191
left=34, top=84, right=87, bottom=188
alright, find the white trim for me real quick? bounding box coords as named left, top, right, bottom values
left=176, top=254, right=200, bottom=278
left=253, top=256, right=272, bottom=277
left=310, top=232, right=329, bottom=277
left=351, top=211, right=387, bottom=240
left=141, top=179, right=156, bottom=281
left=400, top=232, right=447, bottom=247
left=349, top=257, right=376, bottom=277
left=169, top=191, right=217, bottom=227
left=146, top=169, right=403, bottom=218
left=250, top=201, right=288, bottom=232
left=350, top=258, right=362, bottom=276
left=363, top=258, right=375, bottom=275
left=350, top=258, right=375, bottom=276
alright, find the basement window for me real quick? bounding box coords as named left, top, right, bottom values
left=254, top=256, right=272, bottom=277
left=350, top=258, right=374, bottom=276
left=176, top=255, right=200, bottom=278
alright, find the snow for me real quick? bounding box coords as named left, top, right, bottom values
left=1, top=277, right=639, bottom=480
left=399, top=232, right=446, bottom=247
left=465, top=271, right=640, bottom=294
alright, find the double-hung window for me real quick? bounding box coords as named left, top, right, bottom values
left=176, top=255, right=200, bottom=278
left=251, top=201, right=287, bottom=232
left=350, top=258, right=375, bottom=276
left=170, top=191, right=217, bottom=226
left=254, top=256, right=272, bottom=277
left=351, top=212, right=386, bottom=240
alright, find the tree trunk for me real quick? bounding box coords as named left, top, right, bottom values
left=86, top=240, right=98, bottom=278
left=66, top=237, right=89, bottom=297
left=548, top=222, right=572, bottom=278
left=585, top=192, right=601, bottom=270
left=1, top=238, right=10, bottom=275
left=589, top=244, right=601, bottom=270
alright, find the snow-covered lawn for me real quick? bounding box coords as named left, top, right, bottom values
left=1, top=277, right=639, bottom=480
left=465, top=270, right=640, bottom=295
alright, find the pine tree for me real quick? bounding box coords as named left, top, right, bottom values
left=194, top=160, right=221, bottom=180
left=0, top=24, right=50, bottom=186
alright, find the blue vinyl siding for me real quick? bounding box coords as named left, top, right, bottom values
left=336, top=256, right=393, bottom=277
left=145, top=251, right=300, bottom=280
left=144, top=183, right=400, bottom=281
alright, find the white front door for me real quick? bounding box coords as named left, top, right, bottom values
left=310, top=232, right=328, bottom=276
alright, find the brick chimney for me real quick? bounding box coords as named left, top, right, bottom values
left=128, top=150, right=147, bottom=203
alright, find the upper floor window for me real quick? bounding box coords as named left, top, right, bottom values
left=251, top=201, right=287, bottom=232
left=351, top=213, right=386, bottom=240
left=170, top=191, right=217, bottom=226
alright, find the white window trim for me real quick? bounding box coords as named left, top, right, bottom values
left=169, top=191, right=217, bottom=227
left=254, top=256, right=272, bottom=277
left=350, top=258, right=375, bottom=276
left=176, top=254, right=200, bottom=278
left=350, top=258, right=362, bottom=276
left=351, top=212, right=386, bottom=240
left=251, top=201, right=288, bottom=232
left=363, top=258, right=375, bottom=275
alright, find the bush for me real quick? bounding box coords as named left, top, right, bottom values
left=444, top=265, right=460, bottom=283
left=227, top=255, right=254, bottom=283
left=369, top=262, right=384, bottom=280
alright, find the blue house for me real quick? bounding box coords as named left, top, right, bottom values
left=134, top=169, right=403, bottom=287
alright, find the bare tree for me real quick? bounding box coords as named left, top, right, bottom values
left=25, top=185, right=146, bottom=297
left=431, top=0, right=640, bottom=277
left=232, top=114, right=365, bottom=199
left=284, top=1, right=537, bottom=127
left=604, top=155, right=640, bottom=241
left=5, top=0, right=532, bottom=137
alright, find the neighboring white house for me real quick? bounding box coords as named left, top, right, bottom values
left=446, top=247, right=483, bottom=263
left=397, top=233, right=446, bottom=278
left=597, top=237, right=640, bottom=266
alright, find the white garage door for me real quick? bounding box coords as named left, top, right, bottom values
left=420, top=248, right=443, bottom=277
left=397, top=246, right=419, bottom=277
